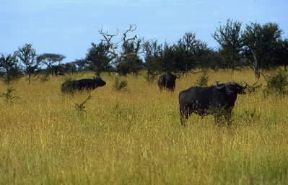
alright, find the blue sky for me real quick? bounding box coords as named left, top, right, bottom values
left=1, top=0, right=287, bottom=62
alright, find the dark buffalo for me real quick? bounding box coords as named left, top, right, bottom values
left=61, top=77, right=106, bottom=93
left=179, top=82, right=246, bottom=125
left=158, top=72, right=177, bottom=91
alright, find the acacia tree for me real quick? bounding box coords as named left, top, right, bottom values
left=70, top=59, right=88, bottom=72
left=242, top=22, right=282, bottom=79
left=99, top=25, right=143, bottom=75
left=15, top=43, right=38, bottom=84
left=37, top=53, right=65, bottom=76
left=177, top=32, right=210, bottom=71
left=274, top=39, right=288, bottom=70
left=0, top=54, right=22, bottom=84
left=86, top=42, right=112, bottom=76
left=143, top=32, right=210, bottom=74
left=213, top=19, right=243, bottom=69
left=143, top=40, right=163, bottom=78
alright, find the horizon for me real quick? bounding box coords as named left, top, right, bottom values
left=1, top=0, right=287, bottom=63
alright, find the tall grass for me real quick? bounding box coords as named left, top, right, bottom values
left=0, top=69, right=287, bottom=185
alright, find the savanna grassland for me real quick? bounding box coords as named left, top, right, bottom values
left=0, top=69, right=288, bottom=185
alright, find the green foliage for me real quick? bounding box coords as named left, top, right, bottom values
left=195, top=71, right=209, bottom=86
left=265, top=70, right=288, bottom=95
left=0, top=87, right=18, bottom=104
left=62, top=63, right=78, bottom=74
left=2, top=22, right=287, bottom=79
left=143, top=33, right=215, bottom=73
left=86, top=42, right=112, bottom=76
left=113, top=77, right=128, bottom=91
left=37, top=53, right=65, bottom=64
left=15, top=43, right=38, bottom=84
left=37, top=53, right=65, bottom=76
left=117, top=55, right=143, bottom=75
left=0, top=54, right=23, bottom=84
left=242, top=22, right=282, bottom=78
left=273, top=39, right=288, bottom=68
left=213, top=19, right=243, bottom=69
left=246, top=82, right=262, bottom=93
left=143, top=40, right=163, bottom=74
left=98, top=25, right=143, bottom=76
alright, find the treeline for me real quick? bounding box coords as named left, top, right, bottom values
left=1, top=20, right=288, bottom=83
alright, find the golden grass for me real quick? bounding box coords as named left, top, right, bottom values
left=0, top=69, right=287, bottom=185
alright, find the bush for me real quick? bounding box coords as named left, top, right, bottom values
left=0, top=87, right=18, bottom=104
left=265, top=70, right=288, bottom=95
left=196, top=71, right=209, bottom=87
left=113, top=77, right=128, bottom=91
left=0, top=54, right=23, bottom=84
left=246, top=82, right=262, bottom=93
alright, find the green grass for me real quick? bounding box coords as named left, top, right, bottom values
left=0, top=69, right=287, bottom=185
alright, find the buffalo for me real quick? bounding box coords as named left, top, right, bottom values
left=158, top=72, right=177, bottom=91
left=61, top=77, right=106, bottom=93
left=179, top=82, right=247, bottom=125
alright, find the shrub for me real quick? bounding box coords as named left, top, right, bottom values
left=113, top=77, right=128, bottom=91
left=0, top=54, right=23, bottom=84
left=0, top=87, right=18, bottom=104
left=265, top=70, right=288, bottom=95
left=196, top=71, right=209, bottom=87
left=246, top=82, right=262, bottom=93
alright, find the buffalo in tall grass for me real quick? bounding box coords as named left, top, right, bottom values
left=179, top=82, right=247, bottom=125
left=157, top=72, right=178, bottom=91
left=61, top=77, right=106, bottom=93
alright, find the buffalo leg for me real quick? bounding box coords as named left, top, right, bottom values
left=224, top=111, right=232, bottom=126
left=180, top=106, right=190, bottom=126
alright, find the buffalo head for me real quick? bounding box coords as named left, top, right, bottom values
left=216, top=82, right=247, bottom=95
left=93, top=77, right=106, bottom=87
left=158, top=72, right=177, bottom=91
